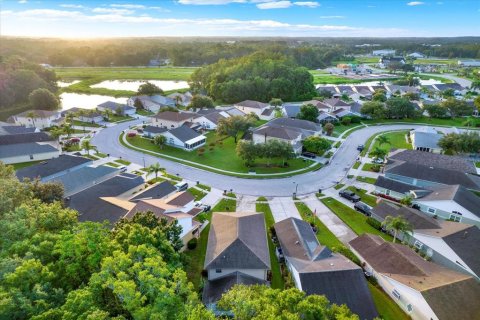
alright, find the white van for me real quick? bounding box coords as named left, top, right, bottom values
left=175, top=182, right=188, bottom=191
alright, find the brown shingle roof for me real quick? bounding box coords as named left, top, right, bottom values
left=152, top=111, right=195, bottom=122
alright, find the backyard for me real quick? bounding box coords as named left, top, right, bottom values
left=124, top=132, right=317, bottom=175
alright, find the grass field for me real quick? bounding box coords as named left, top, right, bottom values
left=415, top=58, right=456, bottom=65
left=356, top=176, right=377, bottom=184
left=321, top=197, right=391, bottom=241
left=309, top=70, right=398, bottom=85
left=346, top=186, right=378, bottom=207
left=114, top=159, right=131, bottom=165
left=256, top=198, right=284, bottom=289
left=126, top=133, right=314, bottom=175
left=187, top=187, right=207, bottom=201
left=370, top=130, right=412, bottom=153
left=362, top=163, right=381, bottom=172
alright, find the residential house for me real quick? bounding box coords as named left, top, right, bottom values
left=98, top=101, right=136, bottom=116
left=408, top=52, right=425, bottom=58
left=371, top=201, right=480, bottom=279
left=386, top=85, right=420, bottom=96
left=259, top=107, right=275, bottom=121
left=353, top=86, right=374, bottom=100
left=203, top=212, right=270, bottom=308
left=458, top=60, right=480, bottom=67
left=379, top=56, right=406, bottom=69
left=316, top=86, right=338, bottom=96
left=11, top=110, right=61, bottom=129
left=161, top=126, right=206, bottom=150
left=193, top=111, right=228, bottom=130
left=150, top=111, right=196, bottom=129
left=0, top=125, right=37, bottom=135
left=432, top=83, right=467, bottom=96
left=275, top=218, right=378, bottom=320
left=127, top=95, right=176, bottom=113
left=317, top=111, right=339, bottom=124
left=302, top=100, right=331, bottom=112
left=167, top=92, right=193, bottom=106
left=322, top=98, right=351, bottom=112
left=283, top=103, right=302, bottom=118
left=349, top=234, right=480, bottom=320
left=0, top=131, right=60, bottom=165
left=62, top=107, right=104, bottom=124
left=234, top=100, right=270, bottom=117
left=410, top=127, right=443, bottom=153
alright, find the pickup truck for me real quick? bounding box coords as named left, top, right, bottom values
left=339, top=190, right=361, bottom=202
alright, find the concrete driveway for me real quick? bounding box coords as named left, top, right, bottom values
left=268, top=197, right=301, bottom=223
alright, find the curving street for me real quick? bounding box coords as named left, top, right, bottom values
left=91, top=120, right=432, bottom=196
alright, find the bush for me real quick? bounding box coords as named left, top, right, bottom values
left=127, top=132, right=137, bottom=137
left=341, top=117, right=352, bottom=125
left=366, top=217, right=382, bottom=230
left=350, top=116, right=362, bottom=123
left=371, top=164, right=381, bottom=172
left=187, top=238, right=198, bottom=250
left=368, top=276, right=378, bottom=286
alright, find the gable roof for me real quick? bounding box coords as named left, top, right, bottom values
left=303, top=100, right=330, bottom=110
left=253, top=126, right=301, bottom=141
left=235, top=100, right=268, bottom=109
left=201, top=111, right=227, bottom=125
left=374, top=175, right=419, bottom=194
left=15, top=110, right=58, bottom=118
left=0, top=132, right=54, bottom=145
left=416, top=184, right=480, bottom=217
left=0, top=142, right=59, bottom=158
left=372, top=201, right=441, bottom=230
left=16, top=155, right=91, bottom=181
left=143, top=125, right=168, bottom=134
left=283, top=104, right=302, bottom=117
left=0, top=125, right=36, bottom=135
left=168, top=125, right=204, bottom=143
left=130, top=181, right=176, bottom=202
left=152, top=111, right=195, bottom=122
left=442, top=225, right=480, bottom=277
left=323, top=98, right=351, bottom=107
left=204, top=212, right=270, bottom=270
left=412, top=131, right=442, bottom=149
left=268, top=117, right=320, bottom=132
left=98, top=101, right=126, bottom=110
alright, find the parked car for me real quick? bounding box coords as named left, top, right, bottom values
left=302, top=152, right=316, bottom=159
left=339, top=190, right=361, bottom=202
left=354, top=202, right=372, bottom=216
left=372, top=158, right=384, bottom=164
left=175, top=182, right=188, bottom=191
left=119, top=166, right=127, bottom=172
left=201, top=204, right=211, bottom=212
left=357, top=144, right=364, bottom=151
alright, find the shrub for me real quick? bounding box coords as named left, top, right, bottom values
left=350, top=116, right=362, bottom=123
left=127, top=132, right=137, bottom=137
left=366, top=217, right=382, bottom=230
left=70, top=137, right=80, bottom=143
left=187, top=238, right=198, bottom=250
left=371, top=164, right=381, bottom=172
left=341, top=117, right=352, bottom=125
left=368, top=276, right=378, bottom=286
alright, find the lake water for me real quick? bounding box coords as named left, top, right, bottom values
left=90, top=80, right=189, bottom=91
left=57, top=80, right=80, bottom=87
left=60, top=93, right=127, bottom=111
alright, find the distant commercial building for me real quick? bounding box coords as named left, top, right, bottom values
left=372, top=49, right=396, bottom=56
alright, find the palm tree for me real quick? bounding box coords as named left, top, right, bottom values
left=369, top=147, right=388, bottom=161
left=63, top=123, right=74, bottom=138
left=26, top=111, right=37, bottom=128
left=153, top=135, right=167, bottom=149
left=146, top=162, right=163, bottom=180
left=49, top=127, right=63, bottom=143
left=382, top=215, right=413, bottom=243
left=102, top=109, right=112, bottom=121
left=174, top=95, right=182, bottom=107
left=377, top=135, right=391, bottom=148
left=81, top=140, right=97, bottom=155
left=76, top=109, right=87, bottom=132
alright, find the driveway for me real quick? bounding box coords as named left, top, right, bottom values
left=268, top=197, right=301, bottom=222
left=91, top=121, right=430, bottom=196
left=236, top=195, right=257, bottom=212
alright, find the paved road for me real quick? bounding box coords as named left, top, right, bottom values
left=92, top=121, right=428, bottom=196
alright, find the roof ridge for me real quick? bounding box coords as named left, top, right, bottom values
left=386, top=242, right=427, bottom=276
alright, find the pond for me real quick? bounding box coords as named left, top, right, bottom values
left=57, top=80, right=80, bottom=87
left=60, top=93, right=127, bottom=111
left=90, top=80, right=189, bottom=91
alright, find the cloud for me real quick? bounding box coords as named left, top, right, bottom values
left=257, top=1, right=292, bottom=9
left=110, top=4, right=146, bottom=9
left=407, top=1, right=425, bottom=6
left=319, top=15, right=345, bottom=19
left=18, top=0, right=27, bottom=3
left=92, top=8, right=135, bottom=15
left=177, top=0, right=246, bottom=4
left=293, top=1, right=320, bottom=7
left=60, top=4, right=84, bottom=8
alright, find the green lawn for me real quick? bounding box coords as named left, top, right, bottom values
left=321, top=197, right=391, bottom=241
left=126, top=133, right=314, bottom=175
left=72, top=120, right=102, bottom=128
left=107, top=115, right=134, bottom=123
left=352, top=162, right=361, bottom=169
left=346, top=186, right=378, bottom=207
left=11, top=160, right=43, bottom=170
left=367, top=117, right=477, bottom=128
left=475, top=162, right=480, bottom=168
left=83, top=154, right=99, bottom=161
left=331, top=123, right=363, bottom=137
left=356, top=176, right=377, bottom=184
left=183, top=197, right=236, bottom=290
left=136, top=109, right=155, bottom=116
left=196, top=183, right=211, bottom=192
left=256, top=199, right=284, bottom=289
left=370, top=131, right=412, bottom=153
left=187, top=187, right=207, bottom=201
left=163, top=173, right=182, bottom=181
left=95, top=152, right=107, bottom=158
left=114, top=159, right=131, bottom=165
left=362, top=163, right=381, bottom=172
left=309, top=70, right=398, bottom=85
left=415, top=58, right=456, bottom=65
left=334, top=183, right=345, bottom=190
left=105, top=162, right=120, bottom=168
left=369, top=283, right=410, bottom=320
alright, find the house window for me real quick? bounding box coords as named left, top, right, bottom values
left=427, top=207, right=436, bottom=214
left=392, top=289, right=401, bottom=300
left=414, top=240, right=423, bottom=250
left=29, top=155, right=34, bottom=160
left=385, top=190, right=391, bottom=196
left=407, top=304, right=413, bottom=312
left=215, top=269, right=222, bottom=273
left=449, top=214, right=462, bottom=222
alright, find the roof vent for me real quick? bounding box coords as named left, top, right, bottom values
left=295, top=241, right=300, bottom=245
left=463, top=231, right=468, bottom=239
left=429, top=167, right=434, bottom=169
left=330, top=263, right=334, bottom=266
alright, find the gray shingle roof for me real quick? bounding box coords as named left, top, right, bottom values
left=205, top=212, right=270, bottom=270
left=168, top=126, right=203, bottom=142
left=418, top=185, right=480, bottom=218
left=283, top=104, right=302, bottom=117
left=152, top=111, right=195, bottom=122
left=374, top=175, right=418, bottom=194
left=253, top=126, right=301, bottom=141
left=53, top=165, right=118, bottom=196
left=0, top=143, right=58, bottom=158
left=235, top=100, right=268, bottom=109
left=144, top=125, right=168, bottom=134
left=0, top=132, right=54, bottom=145
left=268, top=117, right=320, bottom=132
left=389, top=150, right=477, bottom=174
left=98, top=101, right=126, bottom=110
left=412, top=131, right=442, bottom=150
left=130, top=181, right=176, bottom=202
left=443, top=225, right=480, bottom=278
left=15, top=110, right=58, bottom=118
left=0, top=126, right=36, bottom=135
left=372, top=201, right=441, bottom=230
left=16, top=155, right=91, bottom=180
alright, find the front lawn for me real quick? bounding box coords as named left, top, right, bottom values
left=114, top=159, right=131, bottom=165
left=126, top=133, right=314, bottom=174
left=136, top=109, right=154, bottom=116
left=369, top=131, right=412, bottom=153
left=105, top=162, right=120, bottom=168
left=72, top=120, right=102, bottom=128
left=352, top=162, right=361, bottom=169
left=321, top=197, right=391, bottom=241
left=475, top=162, right=480, bottom=168
left=346, top=186, right=378, bottom=207
left=362, top=163, right=382, bottom=172
left=107, top=115, right=134, bottom=123
left=256, top=199, right=284, bottom=289
left=356, top=176, right=377, bottom=184
left=196, top=183, right=211, bottom=192
left=334, top=183, right=345, bottom=190
left=187, top=187, right=207, bottom=201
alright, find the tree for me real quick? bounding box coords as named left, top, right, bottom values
left=81, top=140, right=97, bottom=155
left=303, top=136, right=331, bottom=154
left=360, top=101, right=386, bottom=119
left=386, top=97, right=416, bottom=119
left=438, top=132, right=480, bottom=154
left=441, top=88, right=455, bottom=98
left=316, top=89, right=333, bottom=99
left=62, top=123, right=74, bottom=138
left=424, top=104, right=450, bottom=118
left=474, top=96, right=480, bottom=112
left=404, top=92, right=420, bottom=101
left=27, top=179, right=64, bottom=204
left=154, top=135, right=167, bottom=149
left=323, top=122, right=334, bottom=136
left=236, top=140, right=259, bottom=167
left=137, top=82, right=163, bottom=95
left=471, top=80, right=480, bottom=91
left=372, top=91, right=387, bottom=102
left=146, top=162, right=163, bottom=180
left=28, top=88, right=60, bottom=110
left=217, top=115, right=255, bottom=143
left=297, top=104, right=319, bottom=122
left=187, top=95, right=214, bottom=109
left=102, top=108, right=112, bottom=121
left=49, top=127, right=63, bottom=143
left=26, top=111, right=38, bottom=128
left=369, top=147, right=388, bottom=160
left=134, top=98, right=144, bottom=110
left=382, top=215, right=413, bottom=243
left=377, top=135, right=390, bottom=147
left=441, top=98, right=474, bottom=118
left=269, top=98, right=283, bottom=107
left=217, top=285, right=359, bottom=320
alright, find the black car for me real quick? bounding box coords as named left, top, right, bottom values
left=357, top=144, right=365, bottom=151
left=354, top=202, right=372, bottom=216
left=302, top=152, right=316, bottom=159
left=339, top=190, right=361, bottom=202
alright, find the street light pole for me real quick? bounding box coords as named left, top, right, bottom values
left=142, top=156, right=145, bottom=169
left=293, top=182, right=299, bottom=199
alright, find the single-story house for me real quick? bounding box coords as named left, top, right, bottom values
left=0, top=125, right=37, bottom=135
left=336, top=85, right=356, bottom=96
left=16, top=154, right=91, bottom=181
left=98, top=101, right=136, bottom=116
left=317, top=111, right=338, bottom=124
left=282, top=103, right=302, bottom=118
left=62, top=107, right=104, bottom=124
left=349, top=234, right=480, bottom=320
left=167, top=92, right=193, bottom=106
left=322, top=98, right=351, bottom=112
left=259, top=107, right=275, bottom=121
left=193, top=111, right=228, bottom=130
left=161, top=126, right=206, bottom=150
left=0, top=142, right=60, bottom=165
left=275, top=218, right=378, bottom=320
left=150, top=111, right=196, bottom=129
left=371, top=201, right=480, bottom=280
left=410, top=127, right=443, bottom=153
left=379, top=56, right=405, bottom=68
left=386, top=85, right=420, bottom=96
left=302, top=100, right=330, bottom=112
left=11, top=110, right=61, bottom=129
left=203, top=212, right=270, bottom=309
left=252, top=126, right=303, bottom=154
left=234, top=100, right=270, bottom=116
left=143, top=125, right=168, bottom=138
left=127, top=95, right=176, bottom=113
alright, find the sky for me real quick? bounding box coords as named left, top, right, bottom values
left=1, top=0, right=479, bottom=38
